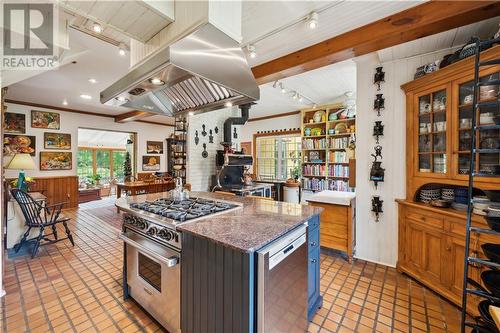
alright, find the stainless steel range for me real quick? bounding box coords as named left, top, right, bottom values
left=120, top=196, right=241, bottom=333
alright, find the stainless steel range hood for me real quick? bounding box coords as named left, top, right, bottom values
left=100, top=23, right=259, bottom=116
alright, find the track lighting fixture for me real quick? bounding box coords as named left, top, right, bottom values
left=307, top=12, right=319, bottom=29
left=247, top=44, right=256, bottom=58
left=118, top=42, right=127, bottom=56
left=92, top=22, right=103, bottom=33
left=272, top=80, right=318, bottom=107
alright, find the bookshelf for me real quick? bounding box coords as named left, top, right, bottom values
left=301, top=103, right=356, bottom=192
left=167, top=117, right=187, bottom=182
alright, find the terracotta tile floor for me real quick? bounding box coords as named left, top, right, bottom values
left=1, top=197, right=465, bottom=333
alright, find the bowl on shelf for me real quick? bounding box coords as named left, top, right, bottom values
left=430, top=199, right=452, bottom=208
left=459, top=118, right=472, bottom=129
left=480, top=112, right=495, bottom=124
left=334, top=123, right=347, bottom=134
left=485, top=213, right=500, bottom=232
left=483, top=190, right=500, bottom=202
left=494, top=115, right=500, bottom=125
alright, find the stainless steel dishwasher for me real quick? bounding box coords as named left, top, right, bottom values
left=257, top=224, right=308, bottom=333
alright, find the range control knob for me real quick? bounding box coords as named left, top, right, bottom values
left=138, top=220, right=148, bottom=230
left=158, top=229, right=173, bottom=241
left=147, top=226, right=158, bottom=236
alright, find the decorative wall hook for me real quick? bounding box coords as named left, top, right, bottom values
left=201, top=124, right=207, bottom=136
left=373, top=121, right=384, bottom=144
left=214, top=126, right=219, bottom=134
left=194, top=130, right=199, bottom=145
left=202, top=143, right=208, bottom=158
left=374, top=66, right=385, bottom=91
left=371, top=196, right=383, bottom=222
left=233, top=127, right=238, bottom=139
left=370, top=145, right=384, bottom=188
left=209, top=129, right=213, bottom=143
left=374, top=94, right=385, bottom=116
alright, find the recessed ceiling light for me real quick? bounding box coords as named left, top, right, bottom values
left=92, top=22, right=103, bottom=33
left=312, top=103, right=317, bottom=109
left=116, top=96, right=127, bottom=102
left=118, top=42, right=127, bottom=56
left=80, top=94, right=92, bottom=100
left=224, top=101, right=233, bottom=108
left=307, top=12, right=319, bottom=29
left=247, top=44, right=256, bottom=59
left=188, top=111, right=194, bottom=116
left=88, top=78, right=97, bottom=84
left=62, top=99, right=68, bottom=106
left=149, top=77, right=165, bottom=85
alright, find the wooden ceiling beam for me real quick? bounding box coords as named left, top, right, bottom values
left=251, top=1, right=500, bottom=84
left=114, top=110, right=153, bottom=123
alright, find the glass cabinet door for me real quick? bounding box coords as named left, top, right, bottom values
left=417, top=89, right=447, bottom=174
left=457, top=72, right=499, bottom=176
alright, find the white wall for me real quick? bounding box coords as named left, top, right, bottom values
left=240, top=113, right=301, bottom=143
left=354, top=48, right=456, bottom=267
left=3, top=103, right=173, bottom=179
left=186, top=107, right=240, bottom=191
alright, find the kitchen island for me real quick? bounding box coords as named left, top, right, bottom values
left=116, top=191, right=322, bottom=333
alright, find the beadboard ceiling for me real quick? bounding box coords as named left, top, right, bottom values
left=249, top=59, right=356, bottom=119
left=242, top=0, right=424, bottom=66
left=377, top=16, right=500, bottom=63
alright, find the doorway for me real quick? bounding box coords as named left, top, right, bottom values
left=77, top=128, right=136, bottom=200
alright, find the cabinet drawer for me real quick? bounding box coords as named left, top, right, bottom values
left=405, top=208, right=444, bottom=230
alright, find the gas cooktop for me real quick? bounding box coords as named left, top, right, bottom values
left=129, top=197, right=240, bottom=222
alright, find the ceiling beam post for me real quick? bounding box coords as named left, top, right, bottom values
left=114, top=110, right=153, bottom=123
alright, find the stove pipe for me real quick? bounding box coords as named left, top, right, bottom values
left=222, top=103, right=252, bottom=146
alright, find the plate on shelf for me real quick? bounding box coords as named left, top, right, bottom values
left=334, top=123, right=347, bottom=134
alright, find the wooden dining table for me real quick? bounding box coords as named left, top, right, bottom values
left=116, top=180, right=175, bottom=199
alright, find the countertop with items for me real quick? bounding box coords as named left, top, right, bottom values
left=306, top=190, right=356, bottom=206
left=116, top=191, right=323, bottom=253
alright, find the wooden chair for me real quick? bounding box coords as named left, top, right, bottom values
left=246, top=195, right=274, bottom=201
left=10, top=189, right=74, bottom=258
left=214, top=190, right=236, bottom=196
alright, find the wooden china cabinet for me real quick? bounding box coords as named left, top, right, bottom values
left=397, top=44, right=500, bottom=314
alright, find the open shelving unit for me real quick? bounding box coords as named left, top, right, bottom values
left=300, top=103, right=356, bottom=192
left=166, top=117, right=187, bottom=182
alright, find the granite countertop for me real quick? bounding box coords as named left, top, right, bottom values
left=116, top=191, right=322, bottom=253
left=306, top=190, right=356, bottom=206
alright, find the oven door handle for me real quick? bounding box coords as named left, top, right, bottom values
left=119, top=233, right=179, bottom=268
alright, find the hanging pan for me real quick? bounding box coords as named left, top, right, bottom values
left=481, top=243, right=500, bottom=264
left=478, top=300, right=500, bottom=333
left=482, top=270, right=500, bottom=298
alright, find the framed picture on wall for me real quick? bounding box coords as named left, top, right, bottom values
left=31, top=110, right=60, bottom=129
left=4, top=112, right=26, bottom=133
left=44, top=132, right=71, bottom=149
left=40, top=152, right=72, bottom=170
left=142, top=155, right=160, bottom=171
left=3, top=135, right=36, bottom=156
left=146, top=141, right=164, bottom=154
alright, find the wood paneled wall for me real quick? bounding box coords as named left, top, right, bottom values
left=7, top=176, right=79, bottom=209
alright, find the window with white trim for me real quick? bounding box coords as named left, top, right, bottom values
left=256, top=134, right=301, bottom=180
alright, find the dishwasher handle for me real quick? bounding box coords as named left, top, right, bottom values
left=268, top=234, right=306, bottom=270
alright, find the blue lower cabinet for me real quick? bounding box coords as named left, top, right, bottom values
left=308, top=215, right=322, bottom=320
